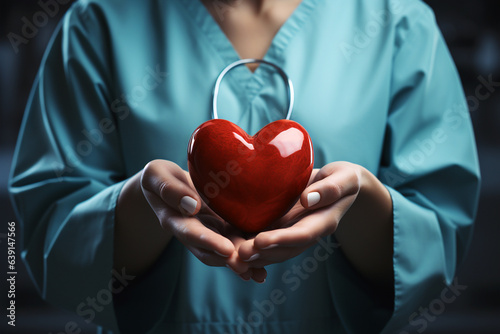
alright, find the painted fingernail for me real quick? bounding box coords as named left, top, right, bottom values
left=215, top=250, right=230, bottom=258
left=244, top=254, right=260, bottom=262
left=180, top=196, right=197, bottom=215
left=307, top=192, right=321, bottom=207
left=262, top=244, right=279, bottom=250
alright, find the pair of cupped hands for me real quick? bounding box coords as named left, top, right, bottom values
left=141, top=159, right=363, bottom=283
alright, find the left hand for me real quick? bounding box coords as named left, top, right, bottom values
left=237, top=161, right=364, bottom=267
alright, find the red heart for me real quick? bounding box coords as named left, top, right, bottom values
left=187, top=119, right=314, bottom=233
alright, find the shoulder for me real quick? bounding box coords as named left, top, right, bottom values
left=70, top=0, right=154, bottom=13
left=386, top=0, right=439, bottom=46
left=64, top=0, right=160, bottom=27
left=351, top=0, right=441, bottom=53
left=333, top=0, right=440, bottom=51
left=334, top=0, right=441, bottom=63
left=363, top=0, right=435, bottom=21
left=58, top=0, right=169, bottom=48
left=349, top=0, right=438, bottom=35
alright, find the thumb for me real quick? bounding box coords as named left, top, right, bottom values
left=300, top=164, right=361, bottom=209
left=141, top=160, right=201, bottom=216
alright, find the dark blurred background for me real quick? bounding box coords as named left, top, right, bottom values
left=0, top=1, right=499, bottom=333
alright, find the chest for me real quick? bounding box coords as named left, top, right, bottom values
left=202, top=0, right=303, bottom=71
left=110, top=0, right=394, bottom=176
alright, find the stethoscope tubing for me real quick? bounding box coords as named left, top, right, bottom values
left=212, top=58, right=294, bottom=121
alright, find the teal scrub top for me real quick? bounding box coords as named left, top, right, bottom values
left=9, top=0, right=481, bottom=333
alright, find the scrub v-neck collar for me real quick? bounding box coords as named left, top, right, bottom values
left=180, top=0, right=319, bottom=100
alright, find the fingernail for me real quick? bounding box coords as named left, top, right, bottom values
left=244, top=254, right=260, bottom=262
left=180, top=196, right=197, bottom=215
left=258, top=278, right=266, bottom=284
left=307, top=192, right=321, bottom=207
left=261, top=244, right=278, bottom=250
left=215, top=250, right=229, bottom=258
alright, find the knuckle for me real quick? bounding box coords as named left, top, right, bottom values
left=161, top=215, right=177, bottom=231
left=352, top=167, right=363, bottom=189
left=143, top=159, right=162, bottom=175
left=166, top=216, right=189, bottom=239
left=317, top=167, right=331, bottom=179
left=321, top=162, right=341, bottom=176
left=141, top=163, right=154, bottom=186
left=332, top=183, right=343, bottom=198
left=176, top=222, right=191, bottom=239
left=158, top=180, right=174, bottom=200
left=325, top=178, right=342, bottom=199
left=295, top=227, right=315, bottom=245
left=142, top=160, right=171, bottom=191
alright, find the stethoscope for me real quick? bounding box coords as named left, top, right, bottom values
left=211, top=59, right=295, bottom=121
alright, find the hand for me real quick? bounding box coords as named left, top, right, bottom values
left=141, top=160, right=267, bottom=282
left=237, top=161, right=364, bottom=268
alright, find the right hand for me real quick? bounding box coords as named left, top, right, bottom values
left=140, top=160, right=267, bottom=283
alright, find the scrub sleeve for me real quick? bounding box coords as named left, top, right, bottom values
left=327, top=3, right=480, bottom=333
left=8, top=4, right=182, bottom=333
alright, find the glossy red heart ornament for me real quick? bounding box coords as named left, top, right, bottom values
left=187, top=119, right=314, bottom=233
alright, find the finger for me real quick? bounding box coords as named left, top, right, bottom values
left=225, top=252, right=250, bottom=274
left=239, top=209, right=339, bottom=266
left=239, top=239, right=307, bottom=267
left=224, top=225, right=248, bottom=248
left=237, top=267, right=267, bottom=283
left=141, top=160, right=201, bottom=215
left=224, top=227, right=252, bottom=274
left=252, top=223, right=319, bottom=250
left=198, top=200, right=221, bottom=218
left=300, top=164, right=361, bottom=210
left=238, top=239, right=259, bottom=262
left=168, top=214, right=235, bottom=257
left=185, top=246, right=231, bottom=267
left=179, top=215, right=251, bottom=273
left=237, top=236, right=303, bottom=265
left=250, top=267, right=267, bottom=283
left=174, top=215, right=250, bottom=272
left=207, top=223, right=254, bottom=276
left=253, top=196, right=353, bottom=250
left=238, top=269, right=253, bottom=281
left=246, top=251, right=307, bottom=267
left=183, top=170, right=221, bottom=218
left=196, top=213, right=227, bottom=235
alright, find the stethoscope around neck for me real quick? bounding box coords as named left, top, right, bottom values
left=211, top=58, right=295, bottom=121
